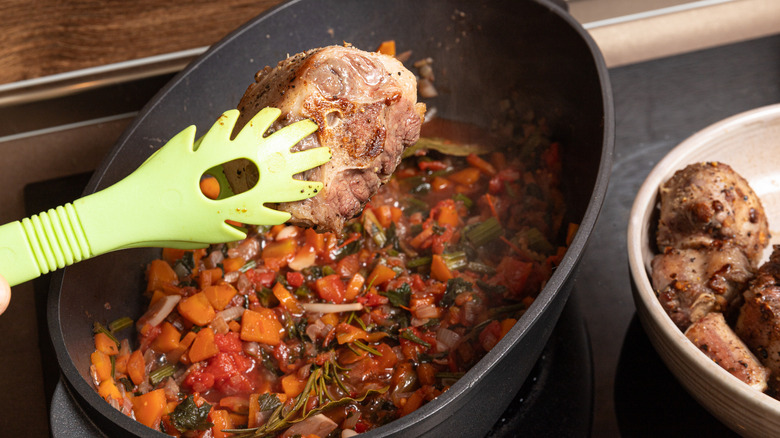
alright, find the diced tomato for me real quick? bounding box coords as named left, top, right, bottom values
left=336, top=253, right=360, bottom=278
left=314, top=274, right=346, bottom=303
left=272, top=341, right=303, bottom=374
left=204, top=352, right=256, bottom=395
left=214, top=332, right=243, bottom=353
left=357, top=292, right=389, bottom=307
left=494, top=257, right=533, bottom=296
left=286, top=271, right=304, bottom=288
left=245, top=269, right=276, bottom=288
left=478, top=320, right=502, bottom=352
left=418, top=160, right=447, bottom=171
left=184, top=370, right=215, bottom=393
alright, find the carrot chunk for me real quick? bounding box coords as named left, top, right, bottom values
left=94, top=332, right=119, bottom=355
left=146, top=259, right=177, bottom=292
left=91, top=350, right=113, bottom=382
left=127, top=350, right=146, bottom=385
left=273, top=282, right=301, bottom=313
left=204, top=283, right=238, bottom=311
left=430, top=254, right=453, bottom=282
left=240, top=308, right=283, bottom=345
left=367, top=264, right=397, bottom=287
left=281, top=374, right=307, bottom=398
left=178, top=291, right=216, bottom=326
left=188, top=327, right=219, bottom=363
left=152, top=322, right=181, bottom=353
left=132, top=389, right=167, bottom=429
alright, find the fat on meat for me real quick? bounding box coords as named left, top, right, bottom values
left=652, top=242, right=754, bottom=330
left=224, top=45, right=426, bottom=233
left=737, top=246, right=780, bottom=386
left=656, top=161, right=769, bottom=265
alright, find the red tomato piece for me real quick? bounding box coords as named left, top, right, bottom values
left=286, top=271, right=304, bottom=288
left=184, top=370, right=215, bottom=393
left=214, top=332, right=243, bottom=353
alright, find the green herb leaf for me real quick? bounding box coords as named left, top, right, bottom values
left=400, top=328, right=431, bottom=348
left=382, top=283, right=411, bottom=307
left=441, top=277, right=473, bottom=307
left=403, top=137, right=494, bottom=159
left=169, top=395, right=213, bottom=433
left=257, top=393, right=282, bottom=411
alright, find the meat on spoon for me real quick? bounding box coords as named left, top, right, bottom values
left=224, top=45, right=426, bottom=233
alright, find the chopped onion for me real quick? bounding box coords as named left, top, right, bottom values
left=236, top=273, right=252, bottom=293
left=206, top=250, right=224, bottom=269
left=217, top=306, right=245, bottom=322
left=415, top=304, right=439, bottom=319
left=281, top=414, right=337, bottom=438
left=300, top=302, right=364, bottom=313
left=243, top=341, right=260, bottom=358
left=135, top=295, right=180, bottom=329
left=275, top=225, right=299, bottom=240
left=411, top=317, right=429, bottom=327
left=210, top=315, right=229, bottom=334
left=436, top=327, right=461, bottom=353
left=224, top=270, right=240, bottom=283
left=342, top=430, right=358, bottom=438
left=288, top=248, right=316, bottom=271
left=418, top=77, right=438, bottom=98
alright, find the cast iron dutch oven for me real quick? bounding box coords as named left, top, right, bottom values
left=49, top=0, right=613, bottom=436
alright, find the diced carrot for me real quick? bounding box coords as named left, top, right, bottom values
left=189, top=327, right=219, bottom=363
left=376, top=40, right=396, bottom=56
left=132, top=389, right=167, bottom=429
left=228, top=320, right=241, bottom=332
left=222, top=256, right=245, bottom=273
left=436, top=202, right=460, bottom=228
left=491, top=151, right=507, bottom=170
left=198, top=267, right=223, bottom=289
left=219, top=396, right=250, bottom=414
left=335, top=323, right=370, bottom=345
left=272, top=282, right=301, bottom=313
left=430, top=254, right=453, bottom=282
left=373, top=342, right=398, bottom=369
left=210, top=409, right=234, bottom=438
left=91, top=350, right=113, bottom=382
left=391, top=206, right=403, bottom=223
left=466, top=153, right=497, bottom=176
left=320, top=313, right=339, bottom=327
left=566, top=222, right=579, bottom=246
left=146, top=259, right=177, bottom=292
left=374, top=205, right=393, bottom=229
left=178, top=291, right=216, bottom=326
left=114, top=352, right=129, bottom=375
left=367, top=264, right=397, bottom=287
left=447, top=167, right=481, bottom=185
left=94, top=332, right=119, bottom=355
left=152, top=322, right=181, bottom=353
left=345, top=273, right=365, bottom=301
left=409, top=226, right=434, bottom=248
left=167, top=331, right=197, bottom=364
left=304, top=228, right=326, bottom=256
left=98, top=379, right=121, bottom=400
left=262, top=238, right=297, bottom=260
left=281, top=374, right=308, bottom=398
left=200, top=175, right=221, bottom=200
left=162, top=248, right=187, bottom=265
left=499, top=318, right=516, bottom=340
left=417, top=363, right=437, bottom=386
left=204, top=283, right=238, bottom=311
left=430, top=175, right=454, bottom=192
left=127, top=350, right=146, bottom=385
left=399, top=388, right=425, bottom=417
left=240, top=308, right=283, bottom=345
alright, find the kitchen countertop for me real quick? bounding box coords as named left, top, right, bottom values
left=1, top=3, right=780, bottom=437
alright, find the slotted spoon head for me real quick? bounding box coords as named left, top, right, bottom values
left=0, top=107, right=331, bottom=286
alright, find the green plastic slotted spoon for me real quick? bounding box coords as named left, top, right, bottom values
left=0, top=107, right=331, bottom=287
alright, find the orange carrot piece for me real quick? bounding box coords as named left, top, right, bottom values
left=281, top=374, right=308, bottom=398
left=149, top=289, right=166, bottom=307
left=219, top=396, right=250, bottom=414
left=374, top=205, right=393, bottom=228
left=240, top=308, right=283, bottom=345
left=152, top=322, right=181, bottom=353
left=367, top=264, right=397, bottom=287
left=132, top=389, right=167, bottom=428
left=127, top=350, right=146, bottom=385
left=200, top=175, right=221, bottom=200
left=204, top=283, right=238, bottom=311
left=448, top=167, right=481, bottom=185
left=178, top=291, right=216, bottom=326
left=94, top=332, right=119, bottom=355
left=272, top=282, right=300, bottom=313
left=222, top=256, right=245, bottom=273
left=430, top=254, right=453, bottom=282
left=345, top=273, right=365, bottom=301
left=210, top=409, right=234, bottom=438
left=399, top=388, right=425, bottom=417
left=167, top=331, right=196, bottom=364
left=499, top=318, right=517, bottom=340
left=162, top=248, right=186, bottom=264
left=198, top=267, right=224, bottom=289
left=376, top=40, right=396, bottom=56
left=430, top=176, right=454, bottom=192
left=91, top=350, right=113, bottom=382
left=98, top=380, right=121, bottom=400
left=335, top=323, right=369, bottom=345
left=320, top=313, right=339, bottom=327
left=566, top=222, right=579, bottom=246
left=146, top=259, right=177, bottom=292
left=417, top=363, right=437, bottom=386
left=114, top=352, right=129, bottom=375
left=188, top=327, right=219, bottom=363
left=436, top=202, right=460, bottom=228
left=228, top=320, right=241, bottom=332
left=466, top=153, right=497, bottom=176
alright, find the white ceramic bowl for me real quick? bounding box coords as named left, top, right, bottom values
left=628, top=103, right=780, bottom=437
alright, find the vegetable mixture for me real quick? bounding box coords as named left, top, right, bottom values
left=90, top=117, right=574, bottom=437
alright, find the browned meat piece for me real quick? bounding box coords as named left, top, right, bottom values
left=224, top=45, right=426, bottom=232
left=651, top=242, right=754, bottom=330
left=656, top=162, right=769, bottom=265
left=737, top=246, right=780, bottom=383
left=685, top=312, right=769, bottom=392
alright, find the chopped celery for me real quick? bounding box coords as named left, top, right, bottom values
left=441, top=251, right=467, bottom=271
left=465, top=217, right=503, bottom=247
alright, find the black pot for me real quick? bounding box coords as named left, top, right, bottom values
left=48, top=0, right=613, bottom=436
